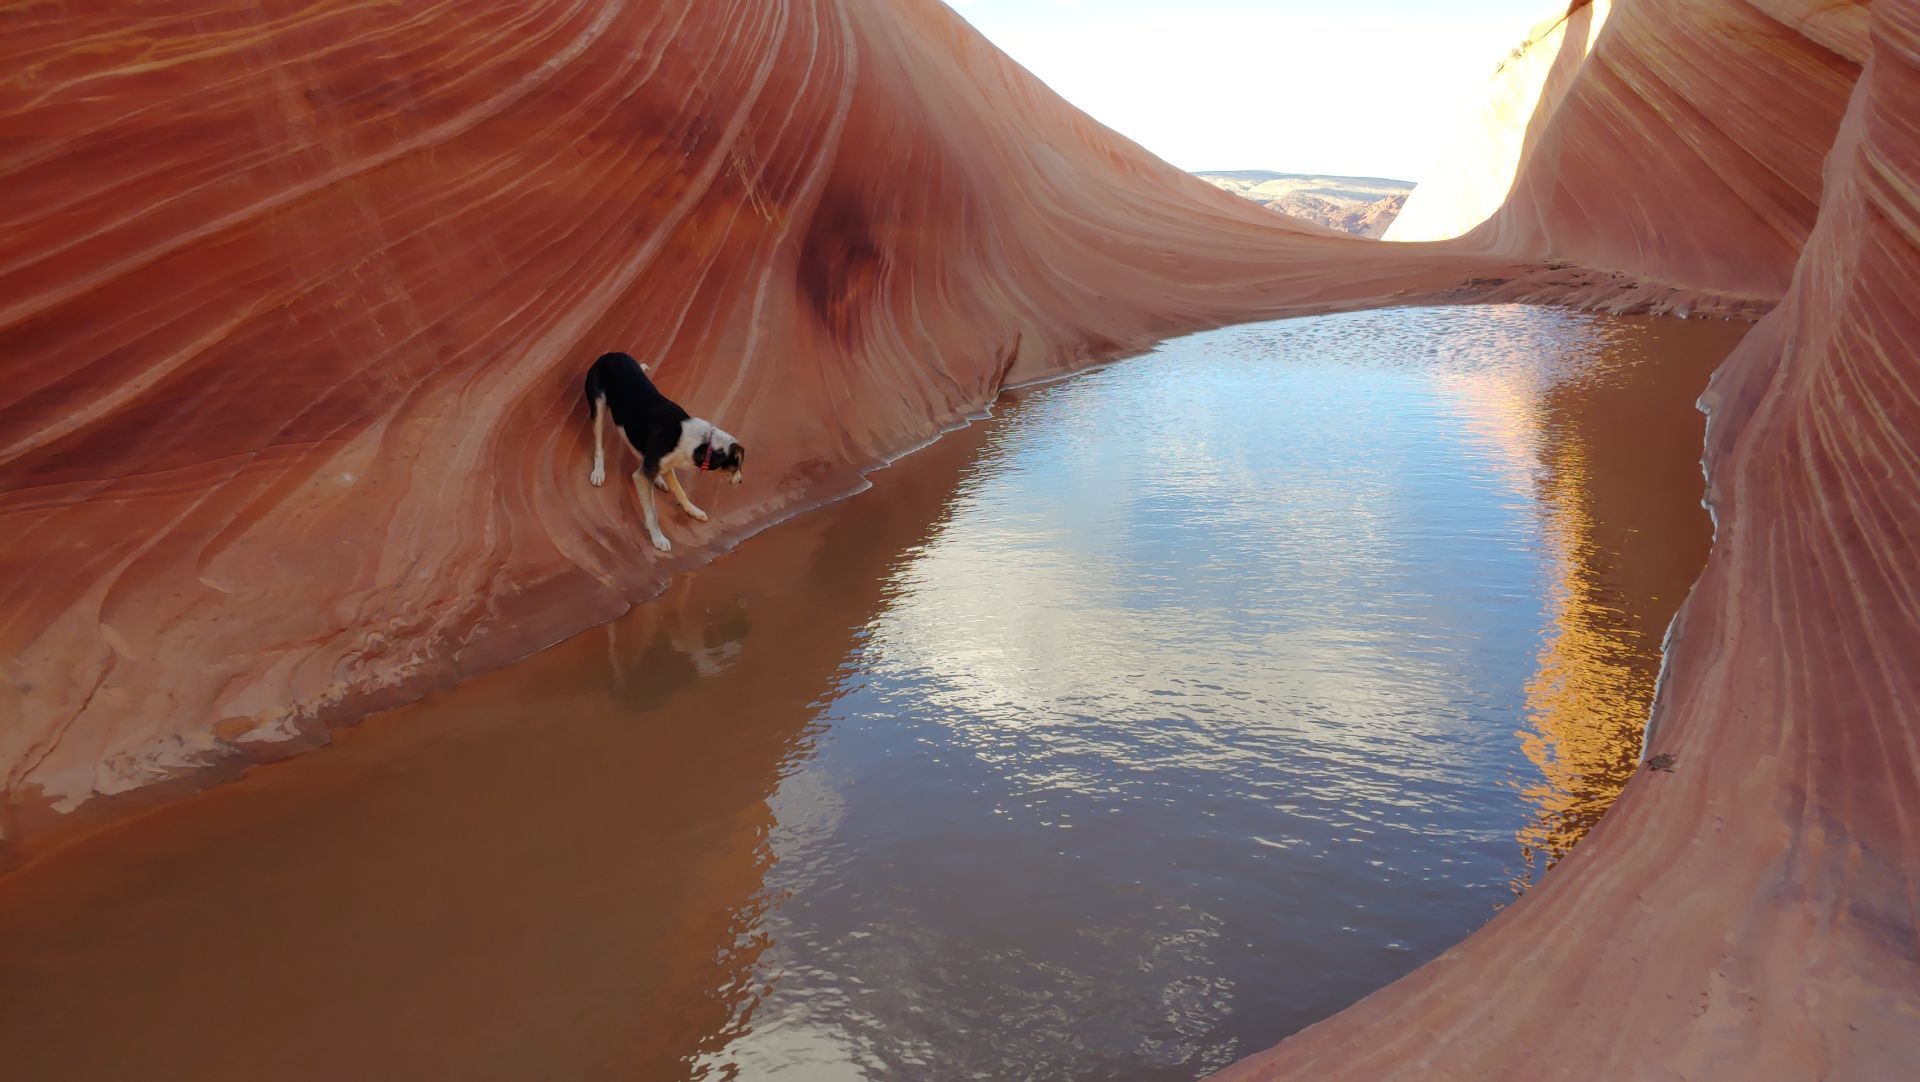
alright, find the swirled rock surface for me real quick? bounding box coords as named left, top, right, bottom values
left=1388, top=0, right=1866, bottom=301
left=1221, top=0, right=1920, bottom=1077
left=0, top=0, right=1553, bottom=853
left=3, top=0, right=1916, bottom=1076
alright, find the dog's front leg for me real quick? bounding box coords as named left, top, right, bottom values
left=634, top=469, right=671, bottom=552
left=588, top=395, right=608, bottom=486
left=664, top=470, right=708, bottom=522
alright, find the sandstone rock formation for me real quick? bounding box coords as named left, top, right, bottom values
left=0, top=0, right=1566, bottom=858
left=2, top=0, right=1915, bottom=1076
left=1388, top=0, right=1866, bottom=302
left=1221, top=0, right=1919, bottom=1077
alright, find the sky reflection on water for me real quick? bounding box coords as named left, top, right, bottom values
left=705, top=306, right=1744, bottom=1078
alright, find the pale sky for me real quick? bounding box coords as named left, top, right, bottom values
left=945, top=0, right=1558, bottom=183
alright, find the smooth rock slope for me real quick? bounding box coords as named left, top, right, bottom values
left=1389, top=0, right=1864, bottom=300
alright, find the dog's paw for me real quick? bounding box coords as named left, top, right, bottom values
left=687, top=507, right=709, bottom=523
left=653, top=474, right=669, bottom=491
left=589, top=465, right=606, bottom=487
left=649, top=532, right=672, bottom=553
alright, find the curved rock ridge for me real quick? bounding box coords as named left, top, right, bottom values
left=1390, top=0, right=1867, bottom=301
left=1385, top=1, right=1618, bottom=245
left=0, top=0, right=1587, bottom=856
left=1221, top=0, right=1920, bottom=1077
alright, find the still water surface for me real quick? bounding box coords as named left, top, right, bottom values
left=0, top=307, right=1747, bottom=1080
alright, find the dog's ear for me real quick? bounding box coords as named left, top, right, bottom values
left=728, top=442, right=745, bottom=484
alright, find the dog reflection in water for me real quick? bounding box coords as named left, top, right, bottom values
left=603, top=580, right=751, bottom=705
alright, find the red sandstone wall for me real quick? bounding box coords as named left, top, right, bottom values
left=1, top=0, right=1545, bottom=854
left=1218, top=1, right=1920, bottom=1077
left=1393, top=0, right=1868, bottom=301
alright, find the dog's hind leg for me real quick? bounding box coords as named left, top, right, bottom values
left=588, top=394, right=608, bottom=487
left=634, top=468, right=671, bottom=552
left=664, top=470, right=708, bottom=522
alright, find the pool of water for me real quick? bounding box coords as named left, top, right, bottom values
left=0, top=306, right=1748, bottom=1080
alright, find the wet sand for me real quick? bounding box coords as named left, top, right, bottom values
left=0, top=308, right=1750, bottom=1080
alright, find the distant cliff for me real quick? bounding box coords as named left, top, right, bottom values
left=1193, top=171, right=1413, bottom=237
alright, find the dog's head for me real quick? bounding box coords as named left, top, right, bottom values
left=694, top=429, right=747, bottom=485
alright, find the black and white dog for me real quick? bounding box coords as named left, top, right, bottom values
left=584, top=351, right=745, bottom=553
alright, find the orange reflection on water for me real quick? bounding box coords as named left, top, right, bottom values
left=1508, top=316, right=1745, bottom=890
left=1425, top=311, right=1746, bottom=892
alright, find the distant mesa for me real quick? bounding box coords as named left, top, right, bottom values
left=1193, top=170, right=1414, bottom=237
